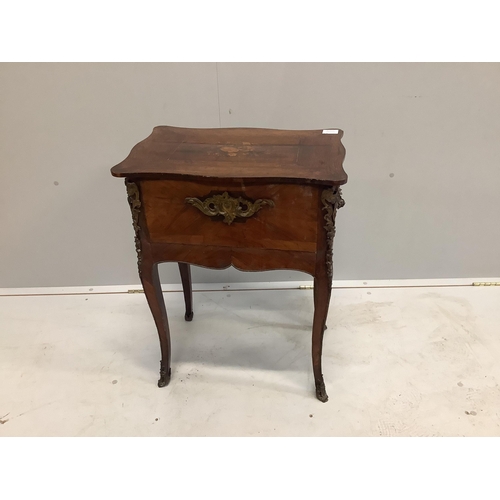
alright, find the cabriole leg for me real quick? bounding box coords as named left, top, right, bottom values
left=311, top=186, right=344, bottom=402
left=312, top=274, right=332, bottom=402
left=140, top=260, right=172, bottom=387
left=178, top=263, right=194, bottom=321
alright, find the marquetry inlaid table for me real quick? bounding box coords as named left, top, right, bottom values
left=111, top=126, right=347, bottom=402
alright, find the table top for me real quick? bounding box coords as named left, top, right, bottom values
left=111, top=126, right=347, bottom=186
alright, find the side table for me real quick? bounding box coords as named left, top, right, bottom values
left=111, top=126, right=347, bottom=402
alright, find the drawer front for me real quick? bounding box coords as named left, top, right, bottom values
left=140, top=179, right=319, bottom=252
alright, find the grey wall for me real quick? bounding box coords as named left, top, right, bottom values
left=1, top=63, right=499, bottom=288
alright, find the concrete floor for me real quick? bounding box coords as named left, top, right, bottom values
left=1, top=284, right=499, bottom=436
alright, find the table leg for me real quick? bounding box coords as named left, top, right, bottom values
left=178, top=263, right=194, bottom=321
left=311, top=186, right=344, bottom=402
left=312, top=274, right=332, bottom=402
left=140, top=260, right=172, bottom=387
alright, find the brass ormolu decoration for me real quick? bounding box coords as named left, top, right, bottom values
left=315, top=378, right=328, bottom=403
left=321, top=187, right=345, bottom=279
left=158, top=361, right=171, bottom=388
left=125, top=179, right=143, bottom=272
left=185, top=191, right=275, bottom=225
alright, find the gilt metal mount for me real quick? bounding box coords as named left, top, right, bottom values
left=185, top=191, right=274, bottom=225
left=321, top=187, right=345, bottom=279
left=125, top=179, right=142, bottom=273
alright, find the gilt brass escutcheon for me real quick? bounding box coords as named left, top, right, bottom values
left=185, top=191, right=274, bottom=225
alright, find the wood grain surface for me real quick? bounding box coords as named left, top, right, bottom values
left=140, top=179, right=319, bottom=253
left=111, top=126, right=347, bottom=185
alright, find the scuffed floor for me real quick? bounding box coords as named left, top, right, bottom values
left=1, top=285, right=499, bottom=436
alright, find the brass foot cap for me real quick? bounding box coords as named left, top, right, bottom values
left=158, top=367, right=171, bottom=388
left=315, top=380, right=329, bottom=403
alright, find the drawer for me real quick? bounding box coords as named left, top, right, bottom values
left=140, top=179, right=319, bottom=252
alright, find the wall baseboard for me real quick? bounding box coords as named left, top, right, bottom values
left=1, top=278, right=499, bottom=297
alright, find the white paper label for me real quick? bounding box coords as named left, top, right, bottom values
left=322, top=129, right=339, bottom=134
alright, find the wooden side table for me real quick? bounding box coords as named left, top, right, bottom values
left=111, top=126, right=347, bottom=402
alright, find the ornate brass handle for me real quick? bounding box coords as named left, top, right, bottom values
left=185, top=191, right=274, bottom=225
